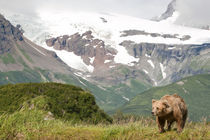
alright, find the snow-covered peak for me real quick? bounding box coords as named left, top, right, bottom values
left=3, top=10, right=210, bottom=72
left=36, top=10, right=210, bottom=45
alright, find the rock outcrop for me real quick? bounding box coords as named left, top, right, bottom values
left=155, top=0, right=177, bottom=21
left=46, top=31, right=117, bottom=71
left=0, top=14, right=23, bottom=54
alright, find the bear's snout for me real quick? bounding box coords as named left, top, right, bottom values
left=151, top=112, right=154, bottom=115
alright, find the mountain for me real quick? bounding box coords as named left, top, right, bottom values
left=155, top=0, right=177, bottom=22
left=119, top=74, right=210, bottom=121
left=1, top=10, right=210, bottom=112
left=156, top=0, right=210, bottom=30
left=0, top=14, right=131, bottom=111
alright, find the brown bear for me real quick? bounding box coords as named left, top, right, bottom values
left=152, top=94, right=188, bottom=133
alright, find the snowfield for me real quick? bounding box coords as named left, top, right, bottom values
left=3, top=10, right=210, bottom=72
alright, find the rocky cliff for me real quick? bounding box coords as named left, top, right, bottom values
left=0, top=14, right=23, bottom=54
left=155, top=0, right=177, bottom=21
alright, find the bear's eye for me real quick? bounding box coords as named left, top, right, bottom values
left=156, top=107, right=159, bottom=110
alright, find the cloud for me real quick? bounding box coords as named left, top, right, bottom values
left=175, top=0, right=210, bottom=26
left=0, top=0, right=170, bottom=19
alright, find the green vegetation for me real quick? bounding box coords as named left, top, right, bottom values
left=18, top=47, right=33, bottom=63
left=0, top=68, right=148, bottom=112
left=0, top=83, right=209, bottom=139
left=0, top=83, right=112, bottom=124
left=0, top=53, right=16, bottom=64
left=120, top=74, right=210, bottom=121
left=55, top=73, right=150, bottom=111
left=0, top=111, right=209, bottom=139
left=0, top=69, right=42, bottom=84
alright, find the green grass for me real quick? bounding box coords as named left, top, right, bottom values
left=0, top=83, right=209, bottom=139
left=120, top=74, right=210, bottom=121
left=0, top=53, right=16, bottom=64
left=0, top=110, right=209, bottom=140
left=0, top=83, right=112, bottom=124
left=0, top=69, right=42, bottom=84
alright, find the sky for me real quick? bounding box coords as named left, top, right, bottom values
left=0, top=0, right=210, bottom=27
left=176, top=0, right=210, bottom=26
left=0, top=0, right=171, bottom=19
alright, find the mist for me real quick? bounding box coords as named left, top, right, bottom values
left=0, top=0, right=170, bottom=19
left=176, top=0, right=210, bottom=27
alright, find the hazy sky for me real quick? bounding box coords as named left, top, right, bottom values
left=0, top=0, right=171, bottom=19
left=1, top=0, right=210, bottom=26
left=176, top=0, right=210, bottom=26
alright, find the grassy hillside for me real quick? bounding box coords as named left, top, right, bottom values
left=120, top=74, right=210, bottom=121
left=0, top=83, right=112, bottom=124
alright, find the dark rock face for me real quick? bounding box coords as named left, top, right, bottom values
left=100, top=17, right=108, bottom=23
left=0, top=14, right=23, bottom=54
left=121, top=41, right=210, bottom=85
left=155, top=0, right=177, bottom=21
left=0, top=14, right=23, bottom=41
left=121, top=29, right=191, bottom=41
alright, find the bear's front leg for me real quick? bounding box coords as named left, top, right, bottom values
left=167, top=120, right=174, bottom=131
left=177, top=119, right=184, bottom=133
left=157, top=117, right=165, bottom=133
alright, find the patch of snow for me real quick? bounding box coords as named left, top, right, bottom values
left=82, top=35, right=88, bottom=40
left=107, top=53, right=113, bottom=56
left=128, top=62, right=135, bottom=67
left=152, top=79, right=158, bottom=86
left=74, top=73, right=87, bottom=86
left=160, top=11, right=180, bottom=24
left=160, top=63, right=166, bottom=79
left=86, top=75, right=91, bottom=78
left=147, top=60, right=155, bottom=68
left=42, top=44, right=94, bottom=73
left=98, top=85, right=106, bottom=90
left=85, top=44, right=89, bottom=47
left=122, top=96, right=130, bottom=101
left=74, top=72, right=83, bottom=77
left=86, top=65, right=94, bottom=73
left=143, top=69, right=149, bottom=74
left=145, top=54, right=151, bottom=58
left=74, top=72, right=91, bottom=82
left=89, top=57, right=95, bottom=64
left=78, top=79, right=86, bottom=86
left=109, top=66, right=116, bottom=69
left=114, top=45, right=139, bottom=65
left=25, top=40, right=46, bottom=56
left=93, top=45, right=98, bottom=48
left=168, top=47, right=176, bottom=50
left=104, top=59, right=112, bottom=63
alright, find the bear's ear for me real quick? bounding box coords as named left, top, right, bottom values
left=162, top=100, right=170, bottom=108
left=152, top=99, right=156, bottom=103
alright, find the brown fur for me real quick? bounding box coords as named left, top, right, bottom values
left=152, top=94, right=188, bottom=133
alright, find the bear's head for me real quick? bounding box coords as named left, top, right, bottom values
left=152, top=99, right=172, bottom=117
